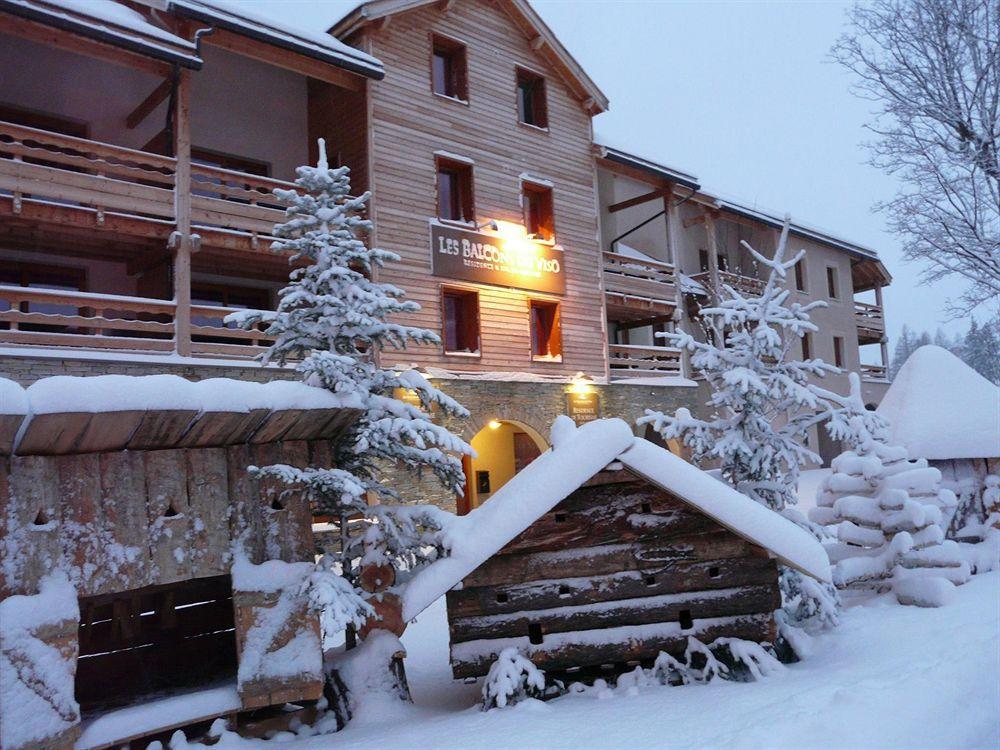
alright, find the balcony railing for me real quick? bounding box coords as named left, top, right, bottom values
left=854, top=302, right=885, bottom=342
left=602, top=251, right=677, bottom=320
left=0, top=120, right=298, bottom=244
left=689, top=270, right=766, bottom=297
left=0, top=285, right=274, bottom=359
left=608, top=343, right=683, bottom=378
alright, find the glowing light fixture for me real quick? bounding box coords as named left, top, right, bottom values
left=488, top=419, right=503, bottom=430
left=569, top=371, right=594, bottom=395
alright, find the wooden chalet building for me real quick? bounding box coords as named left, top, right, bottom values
left=0, top=0, right=894, bottom=510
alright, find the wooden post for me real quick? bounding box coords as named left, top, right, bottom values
left=704, top=209, right=720, bottom=298
left=173, top=68, right=192, bottom=357
left=875, top=284, right=889, bottom=371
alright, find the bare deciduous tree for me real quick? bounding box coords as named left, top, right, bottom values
left=834, top=0, right=1000, bottom=314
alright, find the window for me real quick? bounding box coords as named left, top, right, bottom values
left=516, top=67, right=548, bottom=128
left=431, top=35, right=468, bottom=101
left=826, top=266, right=839, bottom=299
left=436, top=157, right=474, bottom=222
left=717, top=253, right=728, bottom=272
left=529, top=299, right=561, bottom=360
left=833, top=336, right=844, bottom=368
left=522, top=182, right=554, bottom=241
left=699, top=249, right=710, bottom=272
left=801, top=332, right=812, bottom=359
left=795, top=259, right=807, bottom=292
left=442, top=287, right=479, bottom=354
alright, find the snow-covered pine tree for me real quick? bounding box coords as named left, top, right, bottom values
left=962, top=316, right=1000, bottom=385
left=638, top=218, right=842, bottom=631
left=481, top=648, right=546, bottom=710
left=227, top=140, right=473, bottom=641
left=809, top=413, right=970, bottom=607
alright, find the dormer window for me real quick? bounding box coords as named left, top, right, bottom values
left=516, top=67, right=548, bottom=128
left=431, top=35, right=468, bottom=101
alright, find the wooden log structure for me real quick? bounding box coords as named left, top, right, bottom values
left=446, top=472, right=782, bottom=679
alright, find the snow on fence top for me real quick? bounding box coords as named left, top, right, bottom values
left=402, top=416, right=830, bottom=622
left=0, top=374, right=363, bottom=456
left=877, top=345, right=1000, bottom=460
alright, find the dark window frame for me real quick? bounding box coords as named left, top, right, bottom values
left=801, top=331, right=812, bottom=359
left=430, top=33, right=469, bottom=102
left=794, top=258, right=807, bottom=292
left=833, top=335, right=845, bottom=368
left=522, top=181, right=555, bottom=242
left=826, top=265, right=839, bottom=299
left=435, top=156, right=475, bottom=223
left=516, top=66, right=548, bottom=129
left=441, top=285, right=480, bottom=356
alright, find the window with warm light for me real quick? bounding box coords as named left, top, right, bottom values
left=530, top=299, right=561, bottom=361
left=522, top=182, right=554, bottom=241
left=442, top=287, right=479, bottom=355
left=436, top=157, right=474, bottom=223
left=431, top=35, right=467, bottom=101
left=516, top=67, right=548, bottom=128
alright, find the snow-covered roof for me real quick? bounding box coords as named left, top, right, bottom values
left=595, top=139, right=701, bottom=191
left=877, top=346, right=1000, bottom=461
left=0, top=0, right=200, bottom=67
left=167, top=0, right=383, bottom=79
left=403, top=417, right=831, bottom=621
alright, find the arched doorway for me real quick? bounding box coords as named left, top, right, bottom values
left=460, top=420, right=548, bottom=513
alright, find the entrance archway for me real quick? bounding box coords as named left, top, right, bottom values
left=460, top=419, right=548, bottom=513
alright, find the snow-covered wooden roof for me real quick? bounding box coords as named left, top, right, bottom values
left=403, top=417, right=831, bottom=621
left=877, top=345, right=1000, bottom=461
left=0, top=374, right=363, bottom=455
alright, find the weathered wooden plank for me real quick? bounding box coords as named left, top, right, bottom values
left=15, top=411, right=92, bottom=455
left=2, top=456, right=63, bottom=597
left=462, top=533, right=758, bottom=587
left=0, top=413, right=25, bottom=455
left=228, top=443, right=266, bottom=563
left=253, top=442, right=293, bottom=561
left=280, top=409, right=342, bottom=442
left=186, top=448, right=232, bottom=578
left=280, top=441, right=316, bottom=561
left=250, top=409, right=305, bottom=444
left=450, top=583, right=780, bottom=643
left=144, top=450, right=192, bottom=585
left=180, top=409, right=268, bottom=448
left=449, top=552, right=778, bottom=618
left=98, top=451, right=152, bottom=591
left=450, top=612, right=777, bottom=679
left=56, top=453, right=114, bottom=596
left=128, top=409, right=199, bottom=450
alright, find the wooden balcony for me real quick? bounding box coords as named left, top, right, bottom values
left=608, top=344, right=683, bottom=378
left=688, top=270, right=766, bottom=297
left=0, top=286, right=274, bottom=359
left=0, top=120, right=299, bottom=250
left=602, top=251, right=677, bottom=322
left=860, top=363, right=888, bottom=381
left=854, top=302, right=886, bottom=344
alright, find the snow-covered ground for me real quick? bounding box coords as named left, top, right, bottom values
left=237, top=572, right=999, bottom=750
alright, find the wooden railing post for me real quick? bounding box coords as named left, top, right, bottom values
left=172, top=68, right=192, bottom=357
left=875, top=284, right=889, bottom=371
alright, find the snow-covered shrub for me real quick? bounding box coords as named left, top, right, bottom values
left=710, top=638, right=784, bottom=682
left=683, top=637, right=727, bottom=683
left=811, top=417, right=970, bottom=606
left=302, top=560, right=374, bottom=643
left=650, top=650, right=687, bottom=686
left=227, top=140, right=473, bottom=642
left=639, top=219, right=843, bottom=631
left=481, top=648, right=546, bottom=710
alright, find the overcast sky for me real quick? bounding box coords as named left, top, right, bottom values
left=233, top=0, right=990, bottom=347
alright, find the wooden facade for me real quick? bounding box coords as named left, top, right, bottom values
left=347, top=0, right=609, bottom=377
left=445, top=468, right=781, bottom=678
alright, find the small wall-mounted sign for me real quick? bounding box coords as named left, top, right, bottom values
left=430, top=222, right=565, bottom=294
left=476, top=470, right=491, bottom=495
left=566, top=390, right=600, bottom=425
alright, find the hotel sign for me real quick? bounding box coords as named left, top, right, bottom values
left=566, top=390, right=600, bottom=425
left=430, top=223, right=565, bottom=295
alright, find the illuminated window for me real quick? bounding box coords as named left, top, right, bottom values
left=529, top=299, right=561, bottom=361
left=522, top=182, right=554, bottom=241
left=431, top=35, right=467, bottom=101
left=436, top=157, right=474, bottom=222
left=516, top=67, right=548, bottom=128
left=442, top=287, right=479, bottom=354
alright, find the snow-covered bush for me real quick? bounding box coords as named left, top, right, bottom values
left=227, top=141, right=472, bottom=640
left=481, top=648, right=546, bottom=710
left=682, top=637, right=727, bottom=683
left=710, top=637, right=784, bottom=682
left=639, top=219, right=843, bottom=630
left=811, top=418, right=970, bottom=606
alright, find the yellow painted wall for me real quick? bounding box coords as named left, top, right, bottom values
left=470, top=422, right=518, bottom=507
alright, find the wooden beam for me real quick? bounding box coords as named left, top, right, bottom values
left=204, top=29, right=365, bottom=92
left=126, top=79, right=172, bottom=130
left=0, top=12, right=172, bottom=77
left=608, top=188, right=669, bottom=214
left=683, top=213, right=707, bottom=229
left=530, top=35, right=544, bottom=50
left=173, top=69, right=192, bottom=358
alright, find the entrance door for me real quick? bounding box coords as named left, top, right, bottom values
left=513, top=431, right=542, bottom=473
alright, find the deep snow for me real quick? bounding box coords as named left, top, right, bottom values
left=226, top=572, right=1000, bottom=750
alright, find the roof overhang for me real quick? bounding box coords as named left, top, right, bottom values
left=330, top=0, right=607, bottom=113
left=169, top=0, right=384, bottom=80
left=0, top=0, right=201, bottom=68
left=596, top=143, right=700, bottom=191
